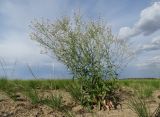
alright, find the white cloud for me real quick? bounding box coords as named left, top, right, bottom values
left=0, top=31, right=67, bottom=77
left=118, top=27, right=139, bottom=40
left=0, top=0, right=67, bottom=30
left=119, top=2, right=160, bottom=40
left=0, top=0, right=71, bottom=65
left=136, top=55, right=160, bottom=67
left=137, top=36, right=160, bottom=52
left=0, top=31, right=52, bottom=64
left=0, top=0, right=80, bottom=78
left=152, top=36, right=160, bottom=44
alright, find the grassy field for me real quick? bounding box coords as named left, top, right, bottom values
left=1, top=78, right=159, bottom=95
left=0, top=77, right=160, bottom=117
left=119, top=79, right=160, bottom=98
left=0, top=78, right=160, bottom=102
left=1, top=78, right=160, bottom=89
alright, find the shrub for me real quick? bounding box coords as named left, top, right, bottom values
left=30, top=13, right=132, bottom=110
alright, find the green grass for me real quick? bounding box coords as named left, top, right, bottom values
left=18, top=79, right=73, bottom=90
left=66, top=81, right=82, bottom=104
left=1, top=78, right=160, bottom=90
left=119, top=79, right=160, bottom=98
left=119, top=79, right=160, bottom=90
left=138, top=85, right=154, bottom=98
left=25, top=88, right=42, bottom=104
left=128, top=96, right=151, bottom=117
left=128, top=95, right=160, bottom=117
left=43, top=94, right=64, bottom=111
left=0, top=78, right=160, bottom=96
left=0, top=77, right=20, bottom=100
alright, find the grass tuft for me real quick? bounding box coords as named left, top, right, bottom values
left=43, top=94, right=64, bottom=111
left=67, top=81, right=82, bottom=104
left=128, top=96, right=150, bottom=117
left=25, top=88, right=42, bottom=104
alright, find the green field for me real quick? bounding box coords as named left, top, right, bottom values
left=1, top=78, right=159, bottom=89
left=1, top=77, right=160, bottom=99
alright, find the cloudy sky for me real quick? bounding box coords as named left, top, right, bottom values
left=0, top=0, right=160, bottom=79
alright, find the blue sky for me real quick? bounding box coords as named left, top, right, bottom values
left=0, top=0, right=160, bottom=79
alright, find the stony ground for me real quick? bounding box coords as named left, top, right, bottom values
left=0, top=89, right=160, bottom=117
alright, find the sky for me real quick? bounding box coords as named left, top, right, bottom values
left=0, top=0, right=160, bottom=79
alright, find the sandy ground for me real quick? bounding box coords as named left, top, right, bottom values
left=0, top=90, right=159, bottom=117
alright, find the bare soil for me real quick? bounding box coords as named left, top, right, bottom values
left=0, top=89, right=159, bottom=117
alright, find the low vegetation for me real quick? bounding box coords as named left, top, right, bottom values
left=119, top=79, right=160, bottom=99
left=0, top=77, right=160, bottom=116
left=43, top=94, right=64, bottom=111
left=128, top=95, right=160, bottom=117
